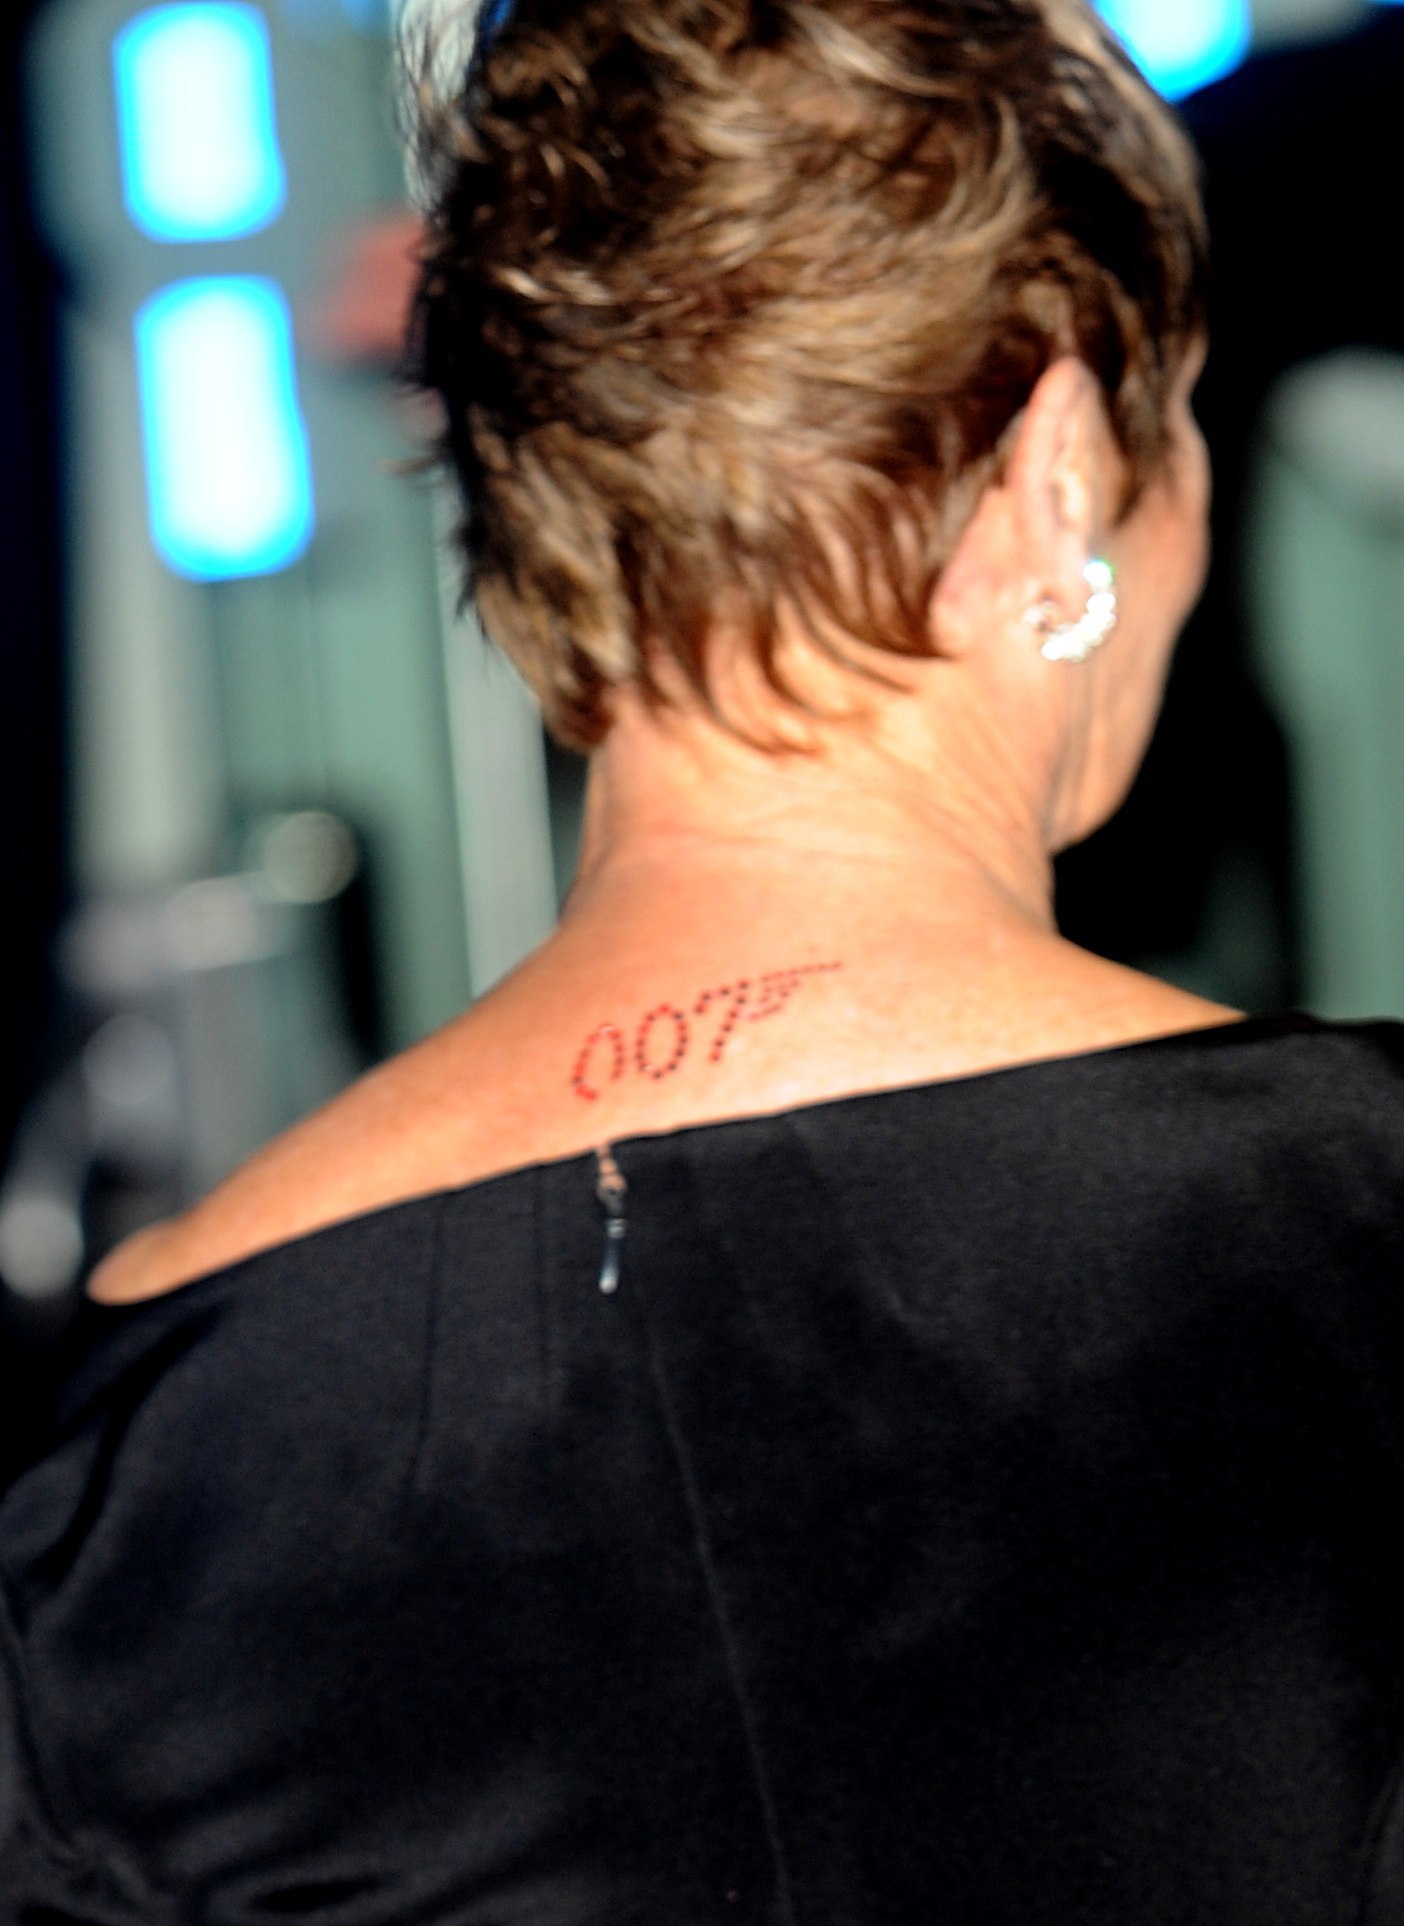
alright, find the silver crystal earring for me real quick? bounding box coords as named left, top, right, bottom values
left=1024, top=557, right=1118, bottom=664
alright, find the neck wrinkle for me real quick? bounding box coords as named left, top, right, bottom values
left=568, top=698, right=1058, bottom=942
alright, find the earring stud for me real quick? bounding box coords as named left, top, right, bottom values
left=1025, top=557, right=1118, bottom=664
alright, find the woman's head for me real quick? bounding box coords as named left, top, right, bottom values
left=408, top=0, right=1207, bottom=751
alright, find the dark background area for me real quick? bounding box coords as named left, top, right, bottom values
left=1, top=0, right=68, bottom=1474
left=1058, top=8, right=1404, bottom=997
left=1, top=0, right=66, bottom=1174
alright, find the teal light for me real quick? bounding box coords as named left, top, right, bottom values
left=114, top=4, right=286, bottom=242
left=135, top=277, right=314, bottom=580
left=1096, top=0, right=1251, bottom=99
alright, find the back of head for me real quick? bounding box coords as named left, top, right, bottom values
left=408, top=0, right=1206, bottom=748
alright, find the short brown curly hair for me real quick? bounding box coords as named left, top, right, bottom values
left=407, top=0, right=1207, bottom=750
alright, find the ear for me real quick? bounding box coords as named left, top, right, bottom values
left=931, top=357, right=1117, bottom=657
left=1003, top=356, right=1118, bottom=616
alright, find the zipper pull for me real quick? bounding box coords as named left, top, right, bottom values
left=595, top=1146, right=627, bottom=1295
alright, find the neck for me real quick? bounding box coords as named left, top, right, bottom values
left=564, top=692, right=1059, bottom=946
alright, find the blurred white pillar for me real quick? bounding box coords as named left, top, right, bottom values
left=433, top=495, right=558, bottom=995
left=66, top=306, right=225, bottom=895
left=1249, top=350, right=1404, bottom=1019
left=1250, top=0, right=1371, bottom=46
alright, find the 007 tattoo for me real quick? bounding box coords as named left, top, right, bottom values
left=570, top=962, right=844, bottom=1103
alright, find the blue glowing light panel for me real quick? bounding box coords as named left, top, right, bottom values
left=1096, top=0, right=1251, bottom=98
left=114, top=3, right=286, bottom=241
left=135, top=277, right=314, bottom=579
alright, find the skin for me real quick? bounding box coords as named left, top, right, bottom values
left=91, top=348, right=1228, bottom=1304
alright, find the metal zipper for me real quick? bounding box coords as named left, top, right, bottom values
left=595, top=1145, right=627, bottom=1295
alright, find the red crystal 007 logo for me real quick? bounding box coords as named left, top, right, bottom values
left=570, top=963, right=843, bottom=1102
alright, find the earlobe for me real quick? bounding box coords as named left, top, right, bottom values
left=1024, top=557, right=1119, bottom=664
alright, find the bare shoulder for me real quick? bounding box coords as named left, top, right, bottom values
left=901, top=929, right=1241, bottom=1078
left=85, top=935, right=638, bottom=1306
left=87, top=1001, right=540, bottom=1307
left=1042, top=949, right=1242, bottom=1055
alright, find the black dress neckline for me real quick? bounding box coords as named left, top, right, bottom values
left=10, top=1009, right=1404, bottom=1925
left=87, top=1010, right=1337, bottom=1310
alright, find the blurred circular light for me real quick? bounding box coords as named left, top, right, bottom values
left=256, top=811, right=359, bottom=904
left=83, top=1013, right=178, bottom=1110
left=0, top=1193, right=85, bottom=1302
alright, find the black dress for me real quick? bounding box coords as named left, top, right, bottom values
left=4, top=1014, right=1404, bottom=1925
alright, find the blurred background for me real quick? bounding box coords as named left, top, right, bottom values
left=1, top=0, right=1403, bottom=1466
